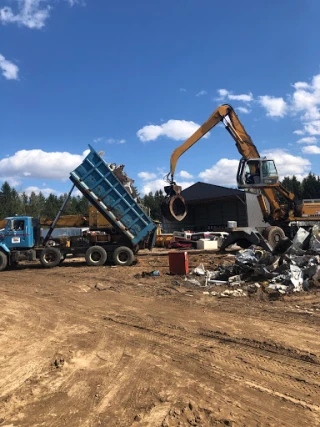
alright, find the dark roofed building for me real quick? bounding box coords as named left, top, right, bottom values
left=162, top=182, right=267, bottom=233
left=182, top=182, right=244, bottom=201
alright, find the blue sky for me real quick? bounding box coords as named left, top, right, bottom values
left=1, top=0, right=320, bottom=197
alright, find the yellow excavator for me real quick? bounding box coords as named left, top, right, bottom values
left=161, top=104, right=320, bottom=247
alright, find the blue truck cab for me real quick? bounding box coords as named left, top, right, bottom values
left=0, top=216, right=42, bottom=271
left=0, top=216, right=37, bottom=250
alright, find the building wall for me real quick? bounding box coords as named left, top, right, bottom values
left=162, top=193, right=267, bottom=233
left=162, top=211, right=195, bottom=233
left=162, top=195, right=248, bottom=233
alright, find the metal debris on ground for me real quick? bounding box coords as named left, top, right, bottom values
left=185, top=226, right=320, bottom=296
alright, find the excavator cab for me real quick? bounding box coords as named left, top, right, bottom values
left=237, top=158, right=279, bottom=189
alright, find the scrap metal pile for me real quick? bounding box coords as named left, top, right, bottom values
left=188, top=226, right=320, bottom=297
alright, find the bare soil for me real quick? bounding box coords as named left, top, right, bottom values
left=0, top=251, right=320, bottom=426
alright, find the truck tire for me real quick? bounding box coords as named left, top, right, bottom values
left=113, top=247, right=134, bottom=266
left=0, top=251, right=8, bottom=272
left=264, top=226, right=285, bottom=248
left=85, top=246, right=107, bottom=266
left=40, top=247, right=62, bottom=268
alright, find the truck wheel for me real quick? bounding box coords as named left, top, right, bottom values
left=40, top=247, right=62, bottom=268
left=85, top=246, right=107, bottom=266
left=264, top=226, right=285, bottom=248
left=0, top=251, right=8, bottom=272
left=113, top=247, right=134, bottom=266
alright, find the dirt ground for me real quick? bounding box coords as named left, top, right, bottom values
left=0, top=250, right=320, bottom=427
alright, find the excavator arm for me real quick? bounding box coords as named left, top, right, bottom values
left=168, top=104, right=259, bottom=182
left=162, top=104, right=295, bottom=224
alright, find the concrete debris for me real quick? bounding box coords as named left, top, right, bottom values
left=228, top=275, right=245, bottom=287
left=220, top=289, right=247, bottom=297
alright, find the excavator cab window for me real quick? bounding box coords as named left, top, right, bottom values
left=237, top=158, right=279, bottom=189
left=262, top=160, right=278, bottom=180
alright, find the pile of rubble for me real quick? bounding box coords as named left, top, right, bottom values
left=188, top=227, right=320, bottom=297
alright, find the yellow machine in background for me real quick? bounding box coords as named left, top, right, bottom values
left=88, top=205, right=113, bottom=230
left=0, top=208, right=110, bottom=231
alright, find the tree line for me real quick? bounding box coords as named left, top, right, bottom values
left=1, top=173, right=320, bottom=221
left=0, top=182, right=89, bottom=220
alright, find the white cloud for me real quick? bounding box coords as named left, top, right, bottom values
left=93, top=137, right=104, bottom=143
left=293, top=82, right=310, bottom=90
left=217, top=89, right=253, bottom=103
left=292, top=74, right=320, bottom=120
left=0, top=149, right=90, bottom=181
left=293, top=130, right=304, bottom=135
left=137, top=169, right=194, bottom=194
left=180, top=88, right=186, bottom=92
left=304, top=120, right=320, bottom=135
left=93, top=137, right=126, bottom=144
left=0, top=53, right=19, bottom=80
left=196, top=90, right=207, bottom=97
left=0, top=0, right=51, bottom=29
left=67, top=0, right=85, bottom=5
left=237, top=107, right=250, bottom=114
left=290, top=74, right=320, bottom=136
left=140, top=178, right=194, bottom=195
left=0, top=0, right=83, bottom=29
left=198, top=159, right=239, bottom=186
left=179, top=170, right=193, bottom=179
left=106, top=138, right=126, bottom=144
left=137, top=119, right=209, bottom=142
left=138, top=172, right=157, bottom=181
left=258, top=96, right=287, bottom=117
left=302, top=145, right=320, bottom=155
left=260, top=148, right=310, bottom=179
left=0, top=177, right=22, bottom=187
left=23, top=186, right=59, bottom=197
left=297, top=136, right=318, bottom=144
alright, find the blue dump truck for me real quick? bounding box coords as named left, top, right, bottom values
left=0, top=146, right=157, bottom=271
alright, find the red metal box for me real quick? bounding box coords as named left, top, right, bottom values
left=169, top=251, right=189, bottom=275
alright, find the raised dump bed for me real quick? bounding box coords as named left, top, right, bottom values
left=70, top=145, right=157, bottom=250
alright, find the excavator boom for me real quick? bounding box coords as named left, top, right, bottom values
left=168, top=104, right=259, bottom=180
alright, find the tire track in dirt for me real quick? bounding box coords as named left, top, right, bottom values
left=99, top=312, right=320, bottom=425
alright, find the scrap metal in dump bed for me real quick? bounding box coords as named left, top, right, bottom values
left=0, top=146, right=157, bottom=271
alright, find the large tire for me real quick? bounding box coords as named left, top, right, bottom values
left=264, top=226, right=285, bottom=249
left=85, top=246, right=107, bottom=266
left=40, top=247, right=62, bottom=268
left=0, top=251, right=8, bottom=272
left=113, top=246, right=134, bottom=266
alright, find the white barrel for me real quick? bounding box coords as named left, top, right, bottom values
left=227, top=221, right=237, bottom=228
